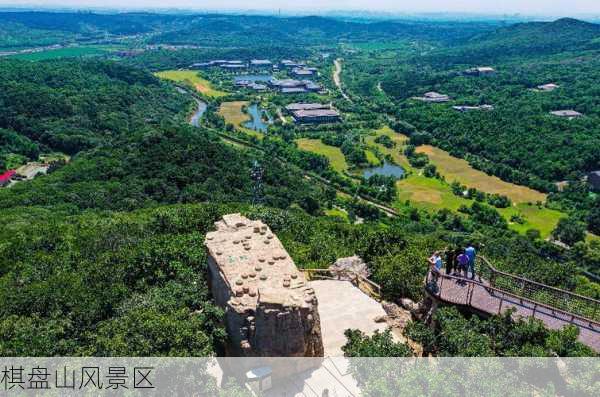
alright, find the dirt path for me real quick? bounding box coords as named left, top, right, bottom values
left=333, top=58, right=352, bottom=102
left=277, top=108, right=287, bottom=124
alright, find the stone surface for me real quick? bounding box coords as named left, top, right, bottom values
left=399, top=298, right=420, bottom=313
left=328, top=255, right=370, bottom=281
left=309, top=280, right=388, bottom=356
left=205, top=214, right=324, bottom=357
left=382, top=301, right=413, bottom=330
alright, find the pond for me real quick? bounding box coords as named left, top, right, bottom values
left=362, top=162, right=405, bottom=179
left=243, top=103, right=272, bottom=133
left=234, top=74, right=273, bottom=83
left=190, top=98, right=207, bottom=127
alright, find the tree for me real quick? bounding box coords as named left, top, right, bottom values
left=552, top=217, right=586, bottom=246
left=587, top=199, right=600, bottom=235
left=423, top=164, right=437, bottom=178
left=342, top=329, right=412, bottom=357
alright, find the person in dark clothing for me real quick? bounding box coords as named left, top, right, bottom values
left=445, top=247, right=456, bottom=275
left=453, top=247, right=463, bottom=275
left=457, top=250, right=469, bottom=278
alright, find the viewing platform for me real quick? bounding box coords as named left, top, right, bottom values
left=426, top=256, right=600, bottom=351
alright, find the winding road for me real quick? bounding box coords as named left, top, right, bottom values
left=333, top=58, right=352, bottom=102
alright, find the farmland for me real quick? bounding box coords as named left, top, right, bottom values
left=155, top=70, right=228, bottom=97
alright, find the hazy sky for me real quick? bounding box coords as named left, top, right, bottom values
left=2, top=1, right=600, bottom=15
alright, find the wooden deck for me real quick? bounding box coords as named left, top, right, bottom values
left=428, top=272, right=600, bottom=352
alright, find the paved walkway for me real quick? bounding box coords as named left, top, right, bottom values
left=432, top=274, right=600, bottom=351
left=309, top=280, right=387, bottom=356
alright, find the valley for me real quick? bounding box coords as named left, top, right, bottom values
left=0, top=9, right=599, bottom=364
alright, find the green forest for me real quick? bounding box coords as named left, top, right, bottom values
left=0, top=11, right=599, bottom=360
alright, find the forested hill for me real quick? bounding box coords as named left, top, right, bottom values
left=0, top=59, right=188, bottom=160
left=0, top=58, right=330, bottom=213
left=0, top=11, right=497, bottom=48
left=0, top=11, right=174, bottom=36
left=147, top=15, right=496, bottom=46
left=436, top=18, right=600, bottom=64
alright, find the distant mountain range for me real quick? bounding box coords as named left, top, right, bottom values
left=0, top=11, right=598, bottom=50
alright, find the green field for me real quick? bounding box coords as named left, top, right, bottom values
left=296, top=138, right=349, bottom=173
left=365, top=126, right=565, bottom=238
left=155, top=70, right=227, bottom=97
left=364, top=126, right=411, bottom=168
left=9, top=46, right=111, bottom=61
left=325, top=207, right=350, bottom=221
left=416, top=145, right=547, bottom=204
left=365, top=149, right=381, bottom=166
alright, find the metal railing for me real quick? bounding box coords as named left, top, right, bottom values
left=426, top=256, right=600, bottom=330
left=301, top=268, right=382, bottom=301
left=476, top=255, right=600, bottom=323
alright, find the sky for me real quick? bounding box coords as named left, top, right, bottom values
left=2, top=1, right=600, bottom=16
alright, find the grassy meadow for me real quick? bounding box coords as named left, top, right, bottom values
left=155, top=70, right=228, bottom=97
left=415, top=145, right=547, bottom=204
left=364, top=127, right=564, bottom=238
left=296, top=138, right=349, bottom=173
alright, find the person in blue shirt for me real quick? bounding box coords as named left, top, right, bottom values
left=465, top=243, right=477, bottom=280
left=427, top=251, right=443, bottom=294
left=428, top=251, right=443, bottom=272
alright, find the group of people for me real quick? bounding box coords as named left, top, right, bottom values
left=429, top=243, right=478, bottom=280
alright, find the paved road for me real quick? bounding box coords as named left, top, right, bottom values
left=333, top=58, right=352, bottom=102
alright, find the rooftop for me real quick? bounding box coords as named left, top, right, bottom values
left=0, top=170, right=16, bottom=183
left=281, top=87, right=308, bottom=93
left=292, top=68, right=314, bottom=75
left=286, top=103, right=331, bottom=111
left=538, top=83, right=560, bottom=90
left=424, top=92, right=448, bottom=98
left=453, top=105, right=494, bottom=111
left=550, top=110, right=583, bottom=117
left=270, top=78, right=304, bottom=88
left=293, top=109, right=340, bottom=118
left=204, top=214, right=315, bottom=312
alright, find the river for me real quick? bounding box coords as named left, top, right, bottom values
left=190, top=98, right=207, bottom=127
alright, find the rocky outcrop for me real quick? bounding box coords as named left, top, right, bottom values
left=205, top=214, right=324, bottom=357
left=328, top=255, right=370, bottom=280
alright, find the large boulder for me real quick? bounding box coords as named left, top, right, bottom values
left=328, top=255, right=370, bottom=280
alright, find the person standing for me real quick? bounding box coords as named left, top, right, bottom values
left=453, top=246, right=462, bottom=275
left=457, top=250, right=469, bottom=278
left=427, top=251, right=443, bottom=294
left=429, top=251, right=443, bottom=272
left=445, top=247, right=456, bottom=275
left=465, top=243, right=477, bottom=280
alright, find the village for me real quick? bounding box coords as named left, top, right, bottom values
left=0, top=154, right=68, bottom=188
